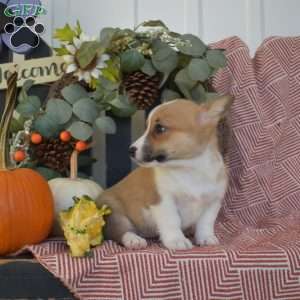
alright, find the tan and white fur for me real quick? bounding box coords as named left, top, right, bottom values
left=96, top=96, right=232, bottom=250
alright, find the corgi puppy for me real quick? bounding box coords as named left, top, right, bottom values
left=96, top=96, right=232, bottom=250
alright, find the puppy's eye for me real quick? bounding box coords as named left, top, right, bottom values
left=154, top=124, right=167, bottom=135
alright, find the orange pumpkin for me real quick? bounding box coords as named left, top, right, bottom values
left=0, top=72, right=54, bottom=255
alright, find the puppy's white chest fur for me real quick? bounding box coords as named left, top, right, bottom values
left=143, top=148, right=226, bottom=233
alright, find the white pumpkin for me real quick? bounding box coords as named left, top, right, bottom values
left=49, top=150, right=103, bottom=236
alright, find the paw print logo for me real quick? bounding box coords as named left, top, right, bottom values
left=4, top=16, right=44, bottom=49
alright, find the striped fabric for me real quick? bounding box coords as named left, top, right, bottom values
left=28, top=36, right=300, bottom=300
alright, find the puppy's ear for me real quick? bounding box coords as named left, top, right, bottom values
left=197, top=95, right=233, bottom=125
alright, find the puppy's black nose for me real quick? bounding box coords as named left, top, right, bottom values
left=129, top=146, right=137, bottom=157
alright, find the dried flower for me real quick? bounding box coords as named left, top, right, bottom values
left=63, top=33, right=110, bottom=84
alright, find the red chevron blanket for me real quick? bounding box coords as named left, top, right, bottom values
left=28, top=37, right=300, bottom=300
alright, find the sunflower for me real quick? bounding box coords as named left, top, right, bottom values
left=63, top=33, right=110, bottom=84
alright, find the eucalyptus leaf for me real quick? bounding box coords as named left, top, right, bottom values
left=73, top=98, right=99, bottom=123
left=110, top=95, right=137, bottom=117
left=75, top=41, right=104, bottom=69
left=178, top=34, right=206, bottom=57
left=190, top=83, right=206, bottom=102
left=34, top=114, right=59, bottom=137
left=188, top=58, right=211, bottom=81
left=104, top=91, right=118, bottom=104
left=161, top=89, right=181, bottom=102
left=159, top=72, right=170, bottom=88
left=141, top=59, right=156, bottom=76
left=16, top=95, right=41, bottom=118
left=46, top=99, right=72, bottom=124
left=174, top=68, right=197, bottom=99
left=120, top=49, right=145, bottom=73
left=61, top=84, right=89, bottom=104
left=151, top=39, right=166, bottom=52
left=95, top=116, right=117, bottom=134
left=68, top=121, right=93, bottom=141
left=152, top=46, right=178, bottom=74
left=98, top=76, right=119, bottom=91
left=206, top=49, right=227, bottom=68
left=18, top=79, right=34, bottom=102
left=152, top=44, right=173, bottom=61
left=100, top=27, right=116, bottom=48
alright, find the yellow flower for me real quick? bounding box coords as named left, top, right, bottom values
left=60, top=195, right=111, bottom=257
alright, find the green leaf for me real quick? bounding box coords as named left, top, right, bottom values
left=73, top=98, right=99, bottom=123
left=151, top=39, right=166, bottom=52
left=16, top=96, right=41, bottom=117
left=110, top=95, right=137, bottom=117
left=174, top=68, right=197, bottom=99
left=152, top=44, right=178, bottom=75
left=141, top=59, right=156, bottom=76
left=95, top=116, right=117, bottom=134
left=54, top=23, right=77, bottom=43
left=178, top=34, right=207, bottom=57
left=34, top=114, right=59, bottom=137
left=98, top=76, right=119, bottom=91
left=75, top=41, right=104, bottom=69
left=161, top=89, right=181, bottom=102
left=54, top=47, right=70, bottom=56
left=206, top=49, right=227, bottom=68
left=100, top=27, right=117, bottom=48
left=152, top=43, right=173, bottom=61
left=61, top=84, right=89, bottom=104
left=10, top=115, right=26, bottom=133
left=188, top=58, right=211, bottom=81
left=35, top=167, right=62, bottom=180
left=68, top=121, right=93, bottom=140
left=190, top=83, right=206, bottom=102
left=141, top=20, right=169, bottom=29
left=46, top=99, right=73, bottom=125
left=18, top=79, right=34, bottom=102
left=75, top=20, right=82, bottom=36
left=159, top=72, right=170, bottom=88
left=120, top=49, right=145, bottom=73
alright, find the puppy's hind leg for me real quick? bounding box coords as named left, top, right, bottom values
left=105, top=213, right=147, bottom=250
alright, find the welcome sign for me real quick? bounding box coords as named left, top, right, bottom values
left=0, top=56, right=65, bottom=90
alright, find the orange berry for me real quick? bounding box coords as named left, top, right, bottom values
left=13, top=150, right=26, bottom=162
left=60, top=131, right=71, bottom=142
left=75, top=141, right=88, bottom=152
left=30, top=132, right=42, bottom=144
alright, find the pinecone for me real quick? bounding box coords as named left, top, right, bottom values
left=122, top=71, right=161, bottom=110
left=32, top=138, right=74, bottom=174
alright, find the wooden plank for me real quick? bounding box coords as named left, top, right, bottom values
left=0, top=258, right=37, bottom=265
left=0, top=55, right=64, bottom=90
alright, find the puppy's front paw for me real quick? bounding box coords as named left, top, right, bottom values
left=163, top=235, right=193, bottom=250
left=122, top=232, right=148, bottom=249
left=196, top=234, right=219, bottom=246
